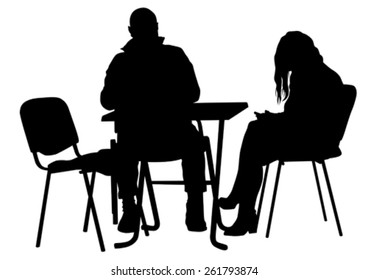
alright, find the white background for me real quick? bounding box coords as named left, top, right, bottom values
left=1, top=0, right=368, bottom=279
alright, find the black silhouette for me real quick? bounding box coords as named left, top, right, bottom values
left=110, top=102, right=248, bottom=250
left=20, top=97, right=105, bottom=251
left=219, top=31, right=354, bottom=236
left=102, top=7, right=208, bottom=233
left=259, top=84, right=356, bottom=237
left=26, top=8, right=208, bottom=244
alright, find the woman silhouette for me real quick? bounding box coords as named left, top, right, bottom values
left=219, top=31, right=344, bottom=236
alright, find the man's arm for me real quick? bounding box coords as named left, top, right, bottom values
left=184, top=52, right=200, bottom=103
left=100, top=53, right=125, bottom=110
left=174, top=47, right=200, bottom=103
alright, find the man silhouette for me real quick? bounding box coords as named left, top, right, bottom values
left=101, top=8, right=207, bottom=233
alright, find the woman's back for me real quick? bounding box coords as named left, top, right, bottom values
left=283, top=63, right=343, bottom=137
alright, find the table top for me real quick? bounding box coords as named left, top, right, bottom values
left=101, top=102, right=248, bottom=122
left=188, top=102, right=248, bottom=120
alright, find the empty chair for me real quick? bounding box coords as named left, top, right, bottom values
left=20, top=97, right=105, bottom=251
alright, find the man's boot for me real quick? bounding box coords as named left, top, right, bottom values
left=117, top=196, right=140, bottom=233
left=185, top=191, right=207, bottom=232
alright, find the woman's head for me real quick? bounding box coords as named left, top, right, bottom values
left=274, top=31, right=323, bottom=102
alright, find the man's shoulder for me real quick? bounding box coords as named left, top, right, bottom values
left=161, top=44, right=185, bottom=54
left=160, top=44, right=189, bottom=61
left=162, top=43, right=182, bottom=50
left=108, top=52, right=131, bottom=68
left=111, top=52, right=127, bottom=61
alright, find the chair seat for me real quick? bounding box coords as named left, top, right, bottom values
left=139, top=153, right=183, bottom=163
left=279, top=146, right=342, bottom=163
left=137, top=136, right=209, bottom=162
left=48, top=149, right=115, bottom=176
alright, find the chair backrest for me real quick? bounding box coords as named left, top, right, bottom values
left=333, top=84, right=357, bottom=144
left=20, top=97, right=79, bottom=155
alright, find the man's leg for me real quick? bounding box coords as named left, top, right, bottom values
left=181, top=127, right=207, bottom=232
left=115, top=138, right=140, bottom=233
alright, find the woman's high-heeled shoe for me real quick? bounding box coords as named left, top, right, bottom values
left=224, top=208, right=258, bottom=236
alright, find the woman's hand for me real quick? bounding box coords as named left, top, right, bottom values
left=255, top=110, right=272, bottom=121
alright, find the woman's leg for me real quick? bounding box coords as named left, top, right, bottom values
left=221, top=121, right=271, bottom=206
left=220, top=119, right=278, bottom=235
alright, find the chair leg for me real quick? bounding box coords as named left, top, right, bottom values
left=81, top=172, right=105, bottom=252
left=256, top=164, right=269, bottom=231
left=111, top=175, right=118, bottom=225
left=321, top=161, right=343, bottom=236
left=141, top=161, right=160, bottom=232
left=204, top=137, right=227, bottom=250
left=83, top=171, right=96, bottom=232
left=114, top=228, right=140, bottom=249
left=110, top=139, right=119, bottom=225
left=36, top=171, right=52, bottom=248
left=266, top=161, right=283, bottom=238
left=312, top=161, right=328, bottom=221
left=137, top=162, right=150, bottom=236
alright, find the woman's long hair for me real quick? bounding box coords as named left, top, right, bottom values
left=274, top=31, right=324, bottom=103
